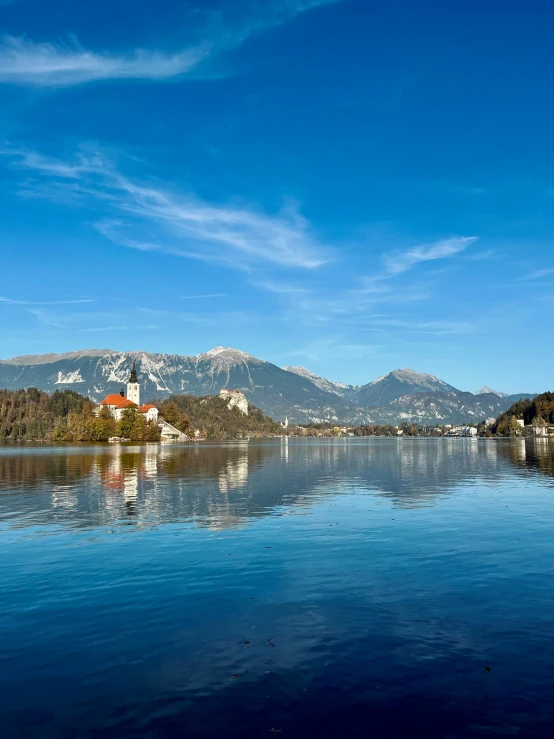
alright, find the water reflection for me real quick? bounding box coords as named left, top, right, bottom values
left=2, top=438, right=554, bottom=739
left=218, top=449, right=249, bottom=494
left=0, top=438, right=553, bottom=531
left=498, top=437, right=554, bottom=478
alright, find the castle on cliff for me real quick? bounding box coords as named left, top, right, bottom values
left=219, top=388, right=249, bottom=415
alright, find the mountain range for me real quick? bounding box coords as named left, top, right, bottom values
left=0, top=347, right=533, bottom=425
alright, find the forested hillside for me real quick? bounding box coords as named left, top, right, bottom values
left=0, top=388, right=160, bottom=442
left=0, top=388, right=283, bottom=441
left=158, top=395, right=283, bottom=439
left=0, top=388, right=87, bottom=441
left=493, top=392, right=554, bottom=435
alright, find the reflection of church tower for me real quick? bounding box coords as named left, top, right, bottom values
left=127, top=361, right=140, bottom=405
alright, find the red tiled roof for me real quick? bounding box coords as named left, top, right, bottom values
left=99, top=394, right=137, bottom=408
left=138, top=404, right=156, bottom=413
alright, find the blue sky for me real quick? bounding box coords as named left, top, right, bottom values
left=0, top=0, right=553, bottom=392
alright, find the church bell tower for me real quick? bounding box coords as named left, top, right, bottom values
left=127, top=361, right=140, bottom=406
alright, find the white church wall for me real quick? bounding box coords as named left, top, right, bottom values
left=127, top=382, right=140, bottom=406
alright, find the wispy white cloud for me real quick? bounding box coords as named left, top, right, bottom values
left=285, top=337, right=385, bottom=363
left=138, top=307, right=253, bottom=326
left=467, top=248, right=496, bottom=261
left=363, top=319, right=474, bottom=335
left=5, top=146, right=329, bottom=270
left=349, top=281, right=392, bottom=295
left=519, top=267, right=554, bottom=281
left=82, top=325, right=129, bottom=332
left=25, top=307, right=158, bottom=333
left=280, top=285, right=428, bottom=329
left=382, top=237, right=477, bottom=276
left=26, top=300, right=235, bottom=332
left=0, top=1, right=341, bottom=88
left=0, top=35, right=210, bottom=87
left=27, top=308, right=126, bottom=329
left=26, top=308, right=65, bottom=328
left=252, top=279, right=312, bottom=293
left=0, top=295, right=94, bottom=305
left=179, top=293, right=228, bottom=300
left=337, top=343, right=384, bottom=353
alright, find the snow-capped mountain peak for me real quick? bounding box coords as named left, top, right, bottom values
left=0, top=349, right=116, bottom=365
left=194, top=347, right=262, bottom=375
left=353, top=368, right=459, bottom=407
left=283, top=365, right=352, bottom=396
left=368, top=369, right=453, bottom=391
left=475, top=386, right=507, bottom=397
left=0, top=347, right=533, bottom=425
left=391, top=368, right=449, bottom=387
left=199, top=347, right=256, bottom=361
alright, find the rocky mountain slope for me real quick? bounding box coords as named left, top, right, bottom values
left=282, top=365, right=355, bottom=397
left=475, top=386, right=508, bottom=398
left=361, top=391, right=533, bottom=425
left=351, top=369, right=459, bottom=406
left=0, top=347, right=532, bottom=425
left=0, top=347, right=356, bottom=424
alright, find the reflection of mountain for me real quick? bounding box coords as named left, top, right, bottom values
left=1, top=439, right=553, bottom=531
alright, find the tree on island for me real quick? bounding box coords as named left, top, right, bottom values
left=117, top=407, right=136, bottom=439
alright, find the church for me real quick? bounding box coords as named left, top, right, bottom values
left=95, top=363, right=159, bottom=422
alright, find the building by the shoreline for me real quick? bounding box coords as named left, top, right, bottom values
left=95, top=363, right=159, bottom=422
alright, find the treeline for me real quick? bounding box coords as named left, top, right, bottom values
left=0, top=388, right=86, bottom=441
left=493, top=392, right=554, bottom=436
left=158, top=395, right=283, bottom=439
left=58, top=406, right=161, bottom=442
left=0, top=388, right=160, bottom=442
left=293, top=422, right=444, bottom=437
left=0, top=388, right=283, bottom=442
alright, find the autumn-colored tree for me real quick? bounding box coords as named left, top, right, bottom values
left=130, top=413, right=147, bottom=441
left=161, top=401, right=180, bottom=425
left=86, top=406, right=116, bottom=441
left=0, top=388, right=282, bottom=442
left=508, top=416, right=522, bottom=436
left=117, top=408, right=137, bottom=439
left=493, top=393, right=554, bottom=433
left=144, top=420, right=162, bottom=442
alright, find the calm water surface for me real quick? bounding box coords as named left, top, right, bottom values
left=1, top=438, right=553, bottom=738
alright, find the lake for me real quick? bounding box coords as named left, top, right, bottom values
left=1, top=438, right=553, bottom=738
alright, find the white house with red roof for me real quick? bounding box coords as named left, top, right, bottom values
left=95, top=362, right=159, bottom=422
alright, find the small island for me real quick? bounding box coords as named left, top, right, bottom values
left=0, top=363, right=284, bottom=442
